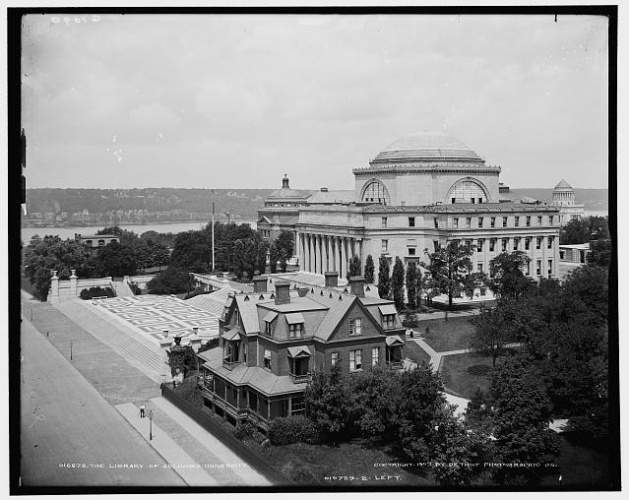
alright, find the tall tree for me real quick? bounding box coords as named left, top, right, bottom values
left=470, top=303, right=516, bottom=367
left=489, top=251, right=535, bottom=300
left=405, top=261, right=420, bottom=309
left=377, top=256, right=391, bottom=299
left=391, top=257, right=405, bottom=310
left=272, top=230, right=294, bottom=272
left=364, top=254, right=375, bottom=284
left=588, top=239, right=612, bottom=268
left=560, top=215, right=609, bottom=244
left=422, top=240, right=474, bottom=308
left=347, top=255, right=362, bottom=280
left=92, top=241, right=137, bottom=277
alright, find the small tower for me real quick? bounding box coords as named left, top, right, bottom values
left=552, top=179, right=576, bottom=207
left=282, top=173, right=290, bottom=189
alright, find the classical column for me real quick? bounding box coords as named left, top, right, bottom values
left=314, top=235, right=320, bottom=274
left=339, top=237, right=346, bottom=279
left=308, top=234, right=314, bottom=273
left=356, top=238, right=363, bottom=275
left=326, top=236, right=332, bottom=273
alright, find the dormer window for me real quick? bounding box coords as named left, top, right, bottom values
left=222, top=329, right=242, bottom=370
left=286, top=313, right=305, bottom=338
left=262, top=311, right=278, bottom=337
left=263, top=349, right=272, bottom=370
left=288, top=346, right=311, bottom=383
left=378, top=304, right=397, bottom=329
left=349, top=318, right=362, bottom=336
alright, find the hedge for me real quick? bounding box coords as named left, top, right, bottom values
left=268, top=415, right=320, bottom=446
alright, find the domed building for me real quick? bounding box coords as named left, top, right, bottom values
left=258, top=132, right=561, bottom=301
left=551, top=178, right=585, bottom=225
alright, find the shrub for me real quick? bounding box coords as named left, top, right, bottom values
left=79, top=286, right=115, bottom=300
left=402, top=313, right=419, bottom=328
left=268, top=415, right=320, bottom=445
left=128, top=281, right=142, bottom=295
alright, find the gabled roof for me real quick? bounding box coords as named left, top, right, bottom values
left=287, top=345, right=311, bottom=357
left=378, top=304, right=398, bottom=316
left=554, top=178, right=573, bottom=190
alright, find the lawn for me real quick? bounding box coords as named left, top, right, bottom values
left=258, top=440, right=434, bottom=486
left=440, top=351, right=496, bottom=398
left=404, top=340, right=431, bottom=366
left=417, top=316, right=476, bottom=352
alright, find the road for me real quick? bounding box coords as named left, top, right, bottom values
left=20, top=317, right=186, bottom=487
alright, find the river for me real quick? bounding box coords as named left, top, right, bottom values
left=20, top=220, right=256, bottom=243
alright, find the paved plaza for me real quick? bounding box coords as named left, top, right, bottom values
left=95, top=295, right=221, bottom=344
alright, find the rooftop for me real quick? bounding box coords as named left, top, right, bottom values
left=371, top=132, right=484, bottom=164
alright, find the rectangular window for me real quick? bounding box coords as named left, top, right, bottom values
left=349, top=349, right=362, bottom=371
left=289, top=323, right=303, bottom=338
left=372, top=347, right=380, bottom=367
left=408, top=247, right=416, bottom=256
left=489, top=239, right=496, bottom=252
left=466, top=217, right=472, bottom=228
left=514, top=238, right=520, bottom=251
left=349, top=318, right=362, bottom=336
left=264, top=321, right=272, bottom=336
left=465, top=239, right=472, bottom=249
left=408, top=217, right=415, bottom=227
left=477, top=239, right=484, bottom=252
left=477, top=263, right=483, bottom=273
left=547, top=259, right=553, bottom=276
left=490, top=217, right=496, bottom=228
left=331, top=352, right=339, bottom=367
left=502, top=238, right=508, bottom=252
left=291, top=397, right=305, bottom=415
left=537, top=215, right=543, bottom=225
left=515, top=216, right=520, bottom=227
left=502, top=216, right=508, bottom=228
left=434, top=217, right=439, bottom=229
left=525, top=261, right=530, bottom=275
left=382, top=240, right=388, bottom=252
left=547, top=236, right=553, bottom=249
left=478, top=197, right=483, bottom=204
left=451, top=197, right=456, bottom=204
left=264, top=349, right=272, bottom=370
left=478, top=217, right=484, bottom=228
left=549, top=215, right=554, bottom=225
left=471, top=197, right=476, bottom=204
left=381, top=216, right=388, bottom=228
left=536, top=237, right=542, bottom=250
left=383, top=314, right=396, bottom=329
left=526, top=216, right=531, bottom=227
left=453, top=217, right=459, bottom=229
left=525, top=238, right=531, bottom=250
left=536, top=260, right=542, bottom=276
left=433, top=240, right=440, bottom=251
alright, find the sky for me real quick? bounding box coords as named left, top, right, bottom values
left=21, top=13, right=609, bottom=190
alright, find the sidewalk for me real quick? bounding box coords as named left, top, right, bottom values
left=152, top=397, right=271, bottom=486
left=116, top=402, right=218, bottom=486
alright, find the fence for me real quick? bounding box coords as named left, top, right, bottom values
left=160, top=383, right=290, bottom=486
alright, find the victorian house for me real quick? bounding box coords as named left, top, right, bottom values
left=197, top=274, right=406, bottom=431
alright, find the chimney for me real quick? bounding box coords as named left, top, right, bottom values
left=324, top=271, right=338, bottom=288
left=253, top=275, right=267, bottom=293
left=349, top=276, right=365, bottom=298
left=274, top=281, right=291, bottom=305
left=282, top=174, right=290, bottom=189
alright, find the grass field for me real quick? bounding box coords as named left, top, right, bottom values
left=404, top=340, right=432, bottom=366
left=417, top=316, right=476, bottom=352
left=440, top=351, right=496, bottom=398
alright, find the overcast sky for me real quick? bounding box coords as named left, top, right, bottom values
left=22, top=13, right=609, bottom=190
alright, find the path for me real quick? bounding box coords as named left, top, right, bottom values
left=20, top=317, right=185, bottom=487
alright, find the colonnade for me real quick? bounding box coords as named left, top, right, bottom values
left=295, top=232, right=362, bottom=278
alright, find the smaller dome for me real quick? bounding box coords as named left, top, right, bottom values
left=373, top=132, right=482, bottom=163
left=554, top=179, right=573, bottom=190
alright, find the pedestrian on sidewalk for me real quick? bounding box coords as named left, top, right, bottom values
left=140, top=404, right=146, bottom=418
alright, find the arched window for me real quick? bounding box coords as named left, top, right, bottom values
left=361, top=179, right=390, bottom=205
left=447, top=179, right=488, bottom=204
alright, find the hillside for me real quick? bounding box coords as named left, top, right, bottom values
left=509, top=189, right=609, bottom=213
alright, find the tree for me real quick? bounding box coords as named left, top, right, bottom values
left=347, top=367, right=402, bottom=443
left=422, top=240, right=474, bottom=308
left=272, top=230, right=294, bottom=272
left=364, top=254, right=375, bottom=284
left=489, top=356, right=560, bottom=486
left=95, top=226, right=139, bottom=247
left=170, top=230, right=211, bottom=271
left=470, top=304, right=514, bottom=367
left=92, top=241, right=137, bottom=277
left=347, top=255, right=362, bottom=280
left=559, top=215, right=609, bottom=244
left=377, top=256, right=391, bottom=299
left=588, top=239, right=612, bottom=268
left=405, top=261, right=420, bottom=309
left=23, top=235, right=93, bottom=300
left=304, top=365, right=352, bottom=443
left=489, top=251, right=535, bottom=300
left=147, top=266, right=193, bottom=295
left=391, top=257, right=405, bottom=310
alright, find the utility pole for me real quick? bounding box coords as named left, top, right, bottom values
left=211, top=192, right=215, bottom=273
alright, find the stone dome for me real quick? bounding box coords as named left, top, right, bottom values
left=373, top=132, right=483, bottom=163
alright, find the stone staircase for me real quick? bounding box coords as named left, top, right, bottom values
left=112, top=278, right=135, bottom=298
left=55, top=300, right=168, bottom=382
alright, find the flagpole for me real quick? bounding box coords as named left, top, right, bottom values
left=211, top=194, right=215, bottom=273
